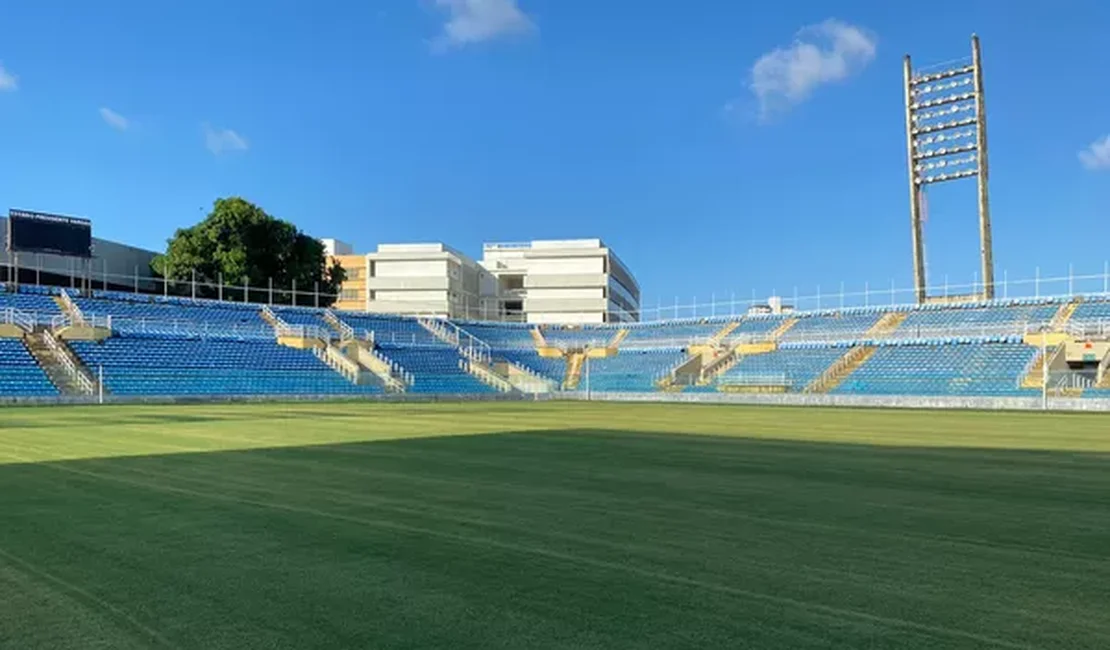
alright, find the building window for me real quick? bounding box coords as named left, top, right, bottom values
left=341, top=289, right=360, bottom=301
left=347, top=268, right=364, bottom=280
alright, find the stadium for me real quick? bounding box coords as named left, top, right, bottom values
left=2, top=33, right=1109, bottom=650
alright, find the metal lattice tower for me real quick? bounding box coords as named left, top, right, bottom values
left=903, top=34, right=993, bottom=303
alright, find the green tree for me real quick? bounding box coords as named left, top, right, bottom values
left=151, top=197, right=346, bottom=306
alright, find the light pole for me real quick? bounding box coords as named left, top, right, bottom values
left=904, top=35, right=994, bottom=302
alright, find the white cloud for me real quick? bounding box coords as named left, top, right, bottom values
left=749, top=19, right=877, bottom=119
left=433, top=0, right=534, bottom=49
left=203, top=123, right=249, bottom=155
left=1079, top=135, right=1110, bottom=171
left=99, top=107, right=130, bottom=131
left=0, top=62, right=18, bottom=91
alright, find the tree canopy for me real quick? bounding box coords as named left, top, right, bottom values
left=151, top=197, right=345, bottom=306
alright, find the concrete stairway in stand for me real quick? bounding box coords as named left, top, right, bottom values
left=339, top=340, right=408, bottom=392
left=418, top=318, right=554, bottom=393
left=1050, top=297, right=1083, bottom=330
left=804, top=345, right=877, bottom=394
left=563, top=352, right=585, bottom=390
left=867, top=311, right=908, bottom=336
left=23, top=330, right=97, bottom=396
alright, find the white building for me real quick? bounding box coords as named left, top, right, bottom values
left=480, top=239, right=640, bottom=324
left=320, top=238, right=353, bottom=256
left=362, top=243, right=498, bottom=319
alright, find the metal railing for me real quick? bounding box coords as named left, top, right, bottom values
left=717, top=373, right=793, bottom=387
left=451, top=323, right=493, bottom=365
left=1049, top=373, right=1094, bottom=393
left=101, top=316, right=267, bottom=340
left=275, top=322, right=335, bottom=341
left=262, top=305, right=334, bottom=341
left=372, top=348, right=414, bottom=387
left=58, top=289, right=84, bottom=323
left=507, top=360, right=557, bottom=389
left=459, top=358, right=512, bottom=393
left=313, top=344, right=361, bottom=384
left=417, top=316, right=459, bottom=346
left=42, top=329, right=95, bottom=395
left=417, top=317, right=495, bottom=365
left=324, top=310, right=355, bottom=341
left=1, top=308, right=34, bottom=332
left=9, top=259, right=1110, bottom=325
left=1066, top=320, right=1110, bottom=338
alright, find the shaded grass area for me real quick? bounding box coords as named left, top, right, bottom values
left=0, top=402, right=1108, bottom=648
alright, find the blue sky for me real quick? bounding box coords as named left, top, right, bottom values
left=1, top=0, right=1107, bottom=314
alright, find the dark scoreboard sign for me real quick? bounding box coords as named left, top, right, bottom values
left=6, top=209, right=93, bottom=258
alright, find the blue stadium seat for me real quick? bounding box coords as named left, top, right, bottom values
left=69, top=335, right=381, bottom=397
left=496, top=350, right=565, bottom=381
left=335, top=313, right=446, bottom=347
left=456, top=322, right=537, bottom=350
left=1071, top=298, right=1110, bottom=329
left=0, top=286, right=62, bottom=323
left=580, top=348, right=687, bottom=391
left=74, top=295, right=270, bottom=340
left=897, top=302, right=1058, bottom=335
left=834, top=343, right=1037, bottom=396
left=376, top=345, right=495, bottom=394
left=0, top=338, right=58, bottom=397
left=718, top=347, right=845, bottom=390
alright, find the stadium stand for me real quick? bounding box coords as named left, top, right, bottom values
left=1072, top=299, right=1110, bottom=327
left=68, top=334, right=380, bottom=396
left=580, top=348, right=688, bottom=392
left=834, top=342, right=1038, bottom=396
left=75, top=292, right=270, bottom=339
left=272, top=306, right=329, bottom=330
left=496, top=350, right=565, bottom=381
left=786, top=312, right=882, bottom=338
left=0, top=338, right=58, bottom=397
left=541, top=326, right=617, bottom=348
left=2, top=284, right=1110, bottom=401
left=898, top=300, right=1059, bottom=333
left=334, top=312, right=446, bottom=346
left=731, top=316, right=788, bottom=336
left=718, top=346, right=847, bottom=391
left=620, top=320, right=724, bottom=345
left=375, top=345, right=494, bottom=394
left=0, top=285, right=61, bottom=321
left=459, top=322, right=539, bottom=349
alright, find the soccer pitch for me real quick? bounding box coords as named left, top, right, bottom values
left=1, top=402, right=1108, bottom=649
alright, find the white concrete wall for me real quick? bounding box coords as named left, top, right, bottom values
left=479, top=239, right=640, bottom=324
left=320, top=239, right=353, bottom=256
left=528, top=311, right=605, bottom=325
left=375, top=289, right=447, bottom=302
left=374, top=259, right=448, bottom=277
left=527, top=256, right=605, bottom=275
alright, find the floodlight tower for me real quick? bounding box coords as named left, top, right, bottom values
left=903, top=34, right=994, bottom=303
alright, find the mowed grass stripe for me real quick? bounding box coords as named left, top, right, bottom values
left=2, top=402, right=1110, bottom=466
left=1, top=402, right=1109, bottom=648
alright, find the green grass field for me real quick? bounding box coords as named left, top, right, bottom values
left=1, top=402, right=1109, bottom=649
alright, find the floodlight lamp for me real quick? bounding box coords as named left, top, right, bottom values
left=915, top=142, right=977, bottom=160
left=913, top=115, right=978, bottom=135
left=912, top=91, right=976, bottom=111
left=914, top=77, right=972, bottom=97
left=915, top=154, right=976, bottom=173
left=913, top=130, right=975, bottom=150
left=913, top=102, right=975, bottom=123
